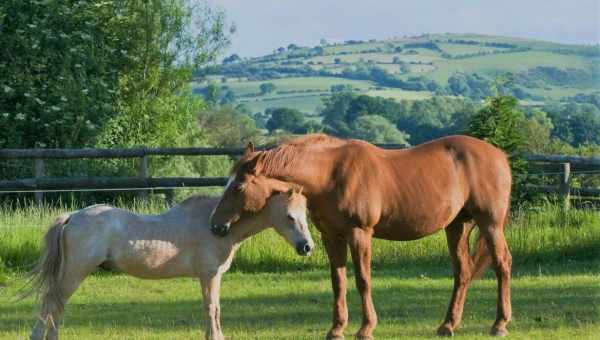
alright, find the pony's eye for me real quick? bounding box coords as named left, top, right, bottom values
left=287, top=214, right=294, bottom=221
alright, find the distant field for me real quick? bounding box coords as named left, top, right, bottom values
left=365, top=89, right=433, bottom=101
left=429, top=51, right=594, bottom=84
left=239, top=94, right=326, bottom=114
left=197, top=34, right=599, bottom=114
left=437, top=42, right=505, bottom=56
left=216, top=77, right=374, bottom=96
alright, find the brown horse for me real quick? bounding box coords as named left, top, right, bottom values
left=209, top=134, right=512, bottom=339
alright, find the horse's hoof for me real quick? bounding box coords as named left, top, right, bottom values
left=326, top=331, right=345, bottom=340
left=355, top=336, right=374, bottom=340
left=490, top=327, right=508, bottom=337
left=436, top=324, right=454, bottom=337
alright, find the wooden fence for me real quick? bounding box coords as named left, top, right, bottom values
left=1, top=146, right=599, bottom=208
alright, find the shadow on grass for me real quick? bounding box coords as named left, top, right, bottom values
left=3, top=275, right=597, bottom=338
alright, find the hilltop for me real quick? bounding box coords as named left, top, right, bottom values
left=195, top=33, right=599, bottom=115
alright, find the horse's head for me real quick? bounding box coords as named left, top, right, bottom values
left=209, top=142, right=293, bottom=236
left=266, top=187, right=314, bottom=256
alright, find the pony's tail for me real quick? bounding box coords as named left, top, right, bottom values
left=20, top=214, right=69, bottom=328
left=471, top=207, right=511, bottom=279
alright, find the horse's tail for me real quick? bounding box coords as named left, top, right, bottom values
left=20, top=214, right=70, bottom=328
left=471, top=206, right=510, bottom=279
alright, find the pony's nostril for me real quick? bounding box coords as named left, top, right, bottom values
left=296, top=241, right=311, bottom=255
left=210, top=224, right=230, bottom=237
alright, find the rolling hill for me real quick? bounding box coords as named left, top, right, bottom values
left=195, top=33, right=599, bottom=114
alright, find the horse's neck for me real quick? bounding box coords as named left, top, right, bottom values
left=264, top=148, right=335, bottom=195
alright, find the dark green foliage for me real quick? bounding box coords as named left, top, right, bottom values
left=545, top=102, right=600, bottom=146
left=467, top=95, right=525, bottom=154
left=321, top=92, right=479, bottom=144
left=259, top=82, right=276, bottom=95
left=350, top=115, right=410, bottom=144
left=266, top=107, right=306, bottom=133
left=0, top=0, right=230, bottom=151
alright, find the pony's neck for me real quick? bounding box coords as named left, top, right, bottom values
left=226, top=212, right=271, bottom=246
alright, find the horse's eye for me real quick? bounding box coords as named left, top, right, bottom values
left=287, top=214, right=294, bottom=221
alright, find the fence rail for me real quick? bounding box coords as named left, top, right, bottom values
left=1, top=145, right=599, bottom=208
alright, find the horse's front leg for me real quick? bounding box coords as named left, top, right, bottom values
left=323, top=234, right=349, bottom=339
left=348, top=227, right=377, bottom=339
left=200, top=272, right=224, bottom=340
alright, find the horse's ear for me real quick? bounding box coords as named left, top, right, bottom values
left=243, top=142, right=255, bottom=156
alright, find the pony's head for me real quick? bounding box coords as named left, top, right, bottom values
left=265, top=187, right=313, bottom=256
left=210, top=142, right=289, bottom=236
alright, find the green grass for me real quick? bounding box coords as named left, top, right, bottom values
left=0, top=202, right=599, bottom=338
left=1, top=268, right=598, bottom=339
left=1, top=201, right=599, bottom=273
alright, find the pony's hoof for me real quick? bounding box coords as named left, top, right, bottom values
left=436, top=324, right=454, bottom=337
left=490, top=327, right=508, bottom=337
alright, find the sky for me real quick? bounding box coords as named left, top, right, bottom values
left=206, top=0, right=600, bottom=58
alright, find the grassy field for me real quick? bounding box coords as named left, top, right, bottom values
left=1, top=202, right=599, bottom=339
left=1, top=268, right=599, bottom=339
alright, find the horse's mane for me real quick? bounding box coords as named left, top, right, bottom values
left=236, top=134, right=345, bottom=176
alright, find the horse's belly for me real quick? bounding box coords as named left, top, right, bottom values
left=373, top=223, right=441, bottom=241
left=111, top=240, right=196, bottom=278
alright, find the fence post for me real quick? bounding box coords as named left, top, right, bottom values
left=34, top=158, right=45, bottom=205
left=138, top=155, right=149, bottom=199
left=558, top=162, right=571, bottom=210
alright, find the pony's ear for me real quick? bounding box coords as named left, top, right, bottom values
left=243, top=142, right=255, bottom=156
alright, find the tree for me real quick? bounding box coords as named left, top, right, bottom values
left=205, top=83, right=221, bottom=106
left=223, top=54, right=241, bottom=64
left=467, top=95, right=525, bottom=154
left=259, top=82, right=276, bottom=95
left=199, top=106, right=261, bottom=147
left=0, top=0, right=230, bottom=151
left=320, top=38, right=328, bottom=46
left=266, top=107, right=305, bottom=133
left=287, top=43, right=299, bottom=50
left=350, top=115, right=410, bottom=145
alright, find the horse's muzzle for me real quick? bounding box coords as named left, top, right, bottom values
left=210, top=223, right=230, bottom=237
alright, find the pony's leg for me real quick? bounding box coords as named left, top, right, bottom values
left=200, top=273, right=224, bottom=340
left=477, top=217, right=512, bottom=337
left=43, top=271, right=89, bottom=340
left=437, top=220, right=475, bottom=337
left=348, top=227, right=376, bottom=340
left=323, top=234, right=349, bottom=340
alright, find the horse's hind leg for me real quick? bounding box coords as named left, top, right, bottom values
left=437, top=218, right=475, bottom=337
left=476, top=215, right=512, bottom=337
